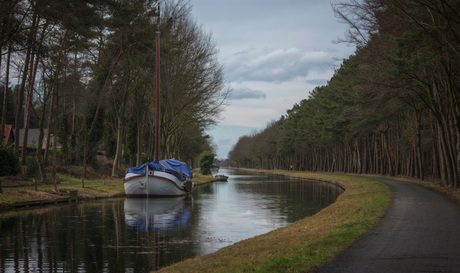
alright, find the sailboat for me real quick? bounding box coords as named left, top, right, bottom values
left=124, top=3, right=193, bottom=197
left=124, top=159, right=193, bottom=197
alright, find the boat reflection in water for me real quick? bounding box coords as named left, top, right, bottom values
left=0, top=169, right=344, bottom=272
left=124, top=196, right=193, bottom=271
left=124, top=196, right=192, bottom=232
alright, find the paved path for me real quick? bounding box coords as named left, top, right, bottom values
left=316, top=177, right=460, bottom=273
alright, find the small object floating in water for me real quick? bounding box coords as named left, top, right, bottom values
left=214, top=174, right=228, bottom=182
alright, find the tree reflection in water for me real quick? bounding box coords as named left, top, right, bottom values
left=0, top=169, right=342, bottom=272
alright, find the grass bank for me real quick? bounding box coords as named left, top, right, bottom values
left=159, top=170, right=391, bottom=273
left=0, top=169, right=214, bottom=210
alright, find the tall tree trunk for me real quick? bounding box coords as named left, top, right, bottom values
left=382, top=131, right=394, bottom=176
left=136, top=116, right=143, bottom=166
left=356, top=139, right=362, bottom=174
left=1, top=45, right=11, bottom=142
left=44, top=88, right=55, bottom=163
left=374, top=134, right=379, bottom=174
left=454, top=121, right=460, bottom=189
left=431, top=115, right=440, bottom=179
left=443, top=62, right=460, bottom=189
left=14, top=48, right=31, bottom=154
left=21, top=19, right=43, bottom=163
left=36, top=100, right=47, bottom=183
left=380, top=133, right=385, bottom=175
left=21, top=50, right=36, bottom=162
left=83, top=120, right=88, bottom=179
left=448, top=87, right=460, bottom=189
left=14, top=11, right=40, bottom=155
left=72, top=50, right=78, bottom=134
left=112, top=118, right=123, bottom=177
left=46, top=31, right=66, bottom=180
left=72, top=91, right=76, bottom=134
left=90, top=49, right=124, bottom=139
left=34, top=28, right=54, bottom=183
left=415, top=113, right=424, bottom=180
left=438, top=121, right=455, bottom=187
left=52, top=87, right=59, bottom=191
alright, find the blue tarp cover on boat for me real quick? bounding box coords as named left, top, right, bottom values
left=125, top=159, right=192, bottom=181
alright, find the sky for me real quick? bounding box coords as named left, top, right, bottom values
left=190, top=0, right=356, bottom=159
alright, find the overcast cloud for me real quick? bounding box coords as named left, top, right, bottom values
left=226, top=48, right=333, bottom=82
left=230, top=88, right=266, bottom=100
left=191, top=0, right=355, bottom=158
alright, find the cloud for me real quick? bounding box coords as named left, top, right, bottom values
left=206, top=125, right=264, bottom=158
left=217, top=138, right=233, bottom=145
left=230, top=87, right=266, bottom=100
left=192, top=0, right=357, bottom=159
left=222, top=103, right=282, bottom=128
left=225, top=47, right=333, bottom=83
left=305, top=79, right=329, bottom=86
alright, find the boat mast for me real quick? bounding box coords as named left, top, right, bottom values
left=154, top=1, right=160, bottom=161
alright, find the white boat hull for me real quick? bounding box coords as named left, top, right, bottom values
left=124, top=171, right=193, bottom=197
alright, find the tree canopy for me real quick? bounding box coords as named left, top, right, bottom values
left=0, top=0, right=229, bottom=181
left=228, top=0, right=460, bottom=189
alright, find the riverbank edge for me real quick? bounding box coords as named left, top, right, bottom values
left=0, top=173, right=216, bottom=211
left=156, top=169, right=394, bottom=272
left=236, top=168, right=347, bottom=191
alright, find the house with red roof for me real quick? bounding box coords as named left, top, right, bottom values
left=1, top=124, right=14, bottom=146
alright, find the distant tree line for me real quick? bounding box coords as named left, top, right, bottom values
left=0, top=0, right=229, bottom=182
left=228, top=0, right=460, bottom=189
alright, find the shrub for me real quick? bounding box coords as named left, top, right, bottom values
left=25, top=154, right=39, bottom=177
left=198, top=151, right=217, bottom=175
left=0, top=144, right=20, bottom=176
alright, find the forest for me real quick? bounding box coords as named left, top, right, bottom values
left=228, top=0, right=460, bottom=189
left=0, top=0, right=229, bottom=183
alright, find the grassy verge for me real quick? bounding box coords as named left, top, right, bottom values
left=0, top=174, right=124, bottom=209
left=191, top=172, right=215, bottom=185
left=393, top=176, right=460, bottom=206
left=159, top=170, right=391, bottom=273
left=0, top=170, right=214, bottom=210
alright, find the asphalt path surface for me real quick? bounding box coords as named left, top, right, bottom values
left=316, top=177, right=460, bottom=273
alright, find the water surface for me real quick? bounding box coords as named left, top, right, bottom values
left=0, top=169, right=343, bottom=272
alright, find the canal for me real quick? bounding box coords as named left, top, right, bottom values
left=0, top=169, right=343, bottom=272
